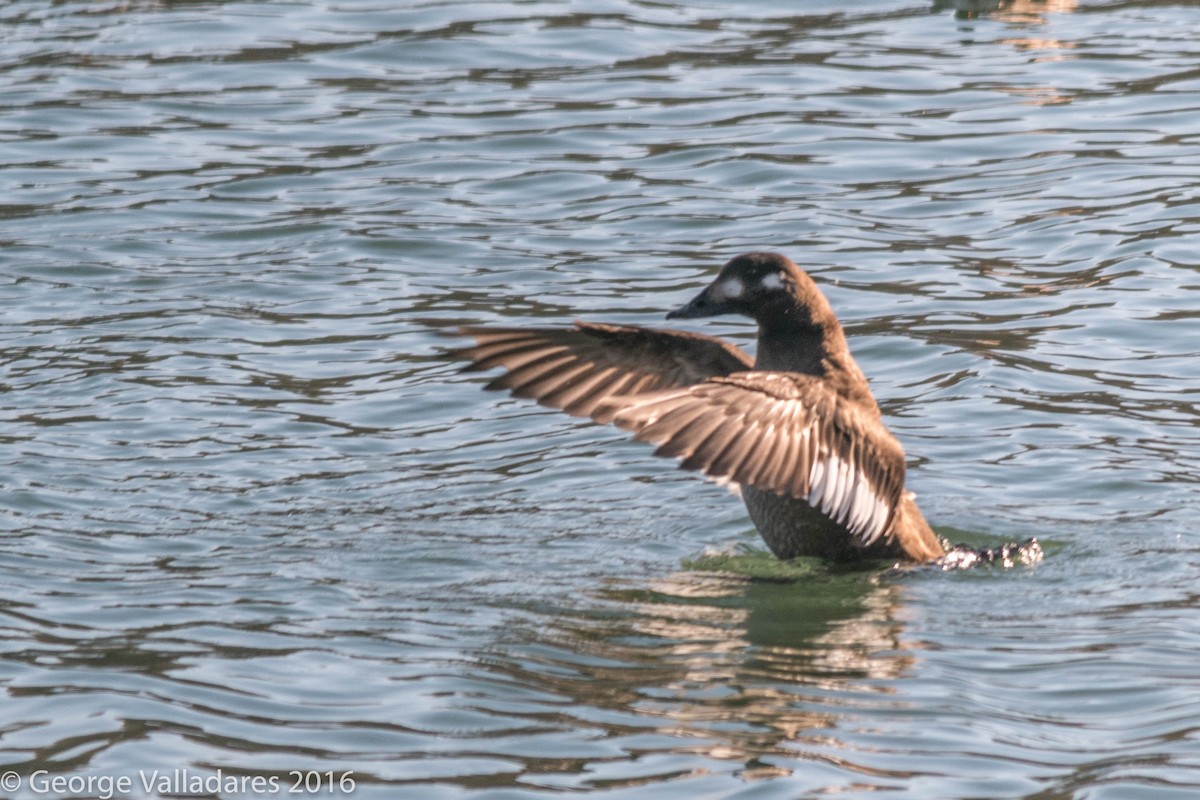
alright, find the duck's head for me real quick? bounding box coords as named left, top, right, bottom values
left=667, top=252, right=828, bottom=328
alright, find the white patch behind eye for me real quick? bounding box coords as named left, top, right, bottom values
left=760, top=272, right=784, bottom=290
left=715, top=277, right=744, bottom=300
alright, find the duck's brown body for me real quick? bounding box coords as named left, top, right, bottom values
left=744, top=487, right=942, bottom=562
left=451, top=253, right=946, bottom=564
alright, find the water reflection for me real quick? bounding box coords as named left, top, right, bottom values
left=483, top=569, right=914, bottom=786
left=935, top=0, right=1079, bottom=22
left=937, top=0, right=1080, bottom=99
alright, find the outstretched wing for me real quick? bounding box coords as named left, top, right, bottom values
left=449, top=321, right=753, bottom=423
left=606, top=371, right=907, bottom=546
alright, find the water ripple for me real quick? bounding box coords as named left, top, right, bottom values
left=3, top=0, right=1200, bottom=796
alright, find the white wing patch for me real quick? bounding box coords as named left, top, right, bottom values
left=805, top=451, right=889, bottom=546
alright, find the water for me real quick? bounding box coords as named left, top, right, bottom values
left=3, top=0, right=1200, bottom=797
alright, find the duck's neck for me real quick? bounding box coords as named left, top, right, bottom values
left=754, top=318, right=828, bottom=374
left=754, top=318, right=878, bottom=409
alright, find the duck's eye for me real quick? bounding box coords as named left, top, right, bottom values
left=760, top=272, right=785, bottom=290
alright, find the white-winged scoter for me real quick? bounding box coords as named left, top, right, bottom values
left=450, top=252, right=947, bottom=563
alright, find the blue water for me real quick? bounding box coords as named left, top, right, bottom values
left=3, top=1, right=1200, bottom=797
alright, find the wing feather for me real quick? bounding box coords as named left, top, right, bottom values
left=546, top=366, right=619, bottom=413
left=608, top=371, right=907, bottom=546
left=740, top=419, right=780, bottom=487
left=493, top=352, right=579, bottom=396
left=654, top=406, right=728, bottom=462
left=707, top=416, right=760, bottom=481
left=509, top=358, right=596, bottom=401
left=681, top=416, right=742, bottom=474
left=771, top=404, right=804, bottom=494
left=449, top=322, right=752, bottom=422
left=638, top=401, right=712, bottom=443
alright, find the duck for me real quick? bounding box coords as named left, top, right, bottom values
left=450, top=252, right=947, bottom=564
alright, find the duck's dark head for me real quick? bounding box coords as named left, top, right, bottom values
left=667, top=252, right=831, bottom=330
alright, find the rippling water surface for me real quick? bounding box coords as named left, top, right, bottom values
left=4, top=0, right=1200, bottom=797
